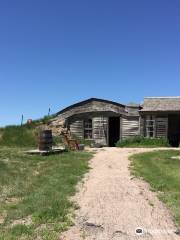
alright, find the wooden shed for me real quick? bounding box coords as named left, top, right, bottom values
left=55, top=98, right=140, bottom=146
left=140, top=97, right=180, bottom=146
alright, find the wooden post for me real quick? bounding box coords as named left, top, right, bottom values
left=48, top=108, right=51, bottom=116
left=21, top=114, right=24, bottom=126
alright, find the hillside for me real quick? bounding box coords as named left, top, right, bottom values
left=0, top=116, right=56, bottom=148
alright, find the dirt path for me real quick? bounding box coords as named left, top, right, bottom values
left=60, top=148, right=179, bottom=240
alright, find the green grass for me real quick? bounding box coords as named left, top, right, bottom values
left=130, top=150, right=180, bottom=226
left=0, top=126, right=38, bottom=147
left=0, top=147, right=92, bottom=240
left=116, top=136, right=170, bottom=148
left=0, top=115, right=56, bottom=148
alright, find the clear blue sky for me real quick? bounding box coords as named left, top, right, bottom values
left=0, top=0, right=180, bottom=126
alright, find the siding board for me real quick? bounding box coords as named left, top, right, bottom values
left=93, top=117, right=108, bottom=145
left=69, top=120, right=84, bottom=139
left=156, top=117, right=168, bottom=138
left=121, top=117, right=139, bottom=139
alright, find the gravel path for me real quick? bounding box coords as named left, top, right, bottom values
left=60, top=148, right=179, bottom=240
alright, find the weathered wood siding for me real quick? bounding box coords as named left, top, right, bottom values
left=69, top=120, right=84, bottom=139
left=93, top=117, right=108, bottom=145
left=125, top=106, right=141, bottom=116
left=140, top=115, right=168, bottom=138
left=121, top=117, right=140, bottom=139
left=139, top=116, right=145, bottom=136
left=59, top=100, right=126, bottom=119
left=69, top=117, right=109, bottom=144
left=156, top=117, right=168, bottom=138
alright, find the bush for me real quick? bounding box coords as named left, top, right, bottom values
left=78, top=139, right=94, bottom=146
left=53, top=135, right=63, bottom=146
left=70, top=134, right=94, bottom=146
left=27, top=114, right=56, bottom=126
left=116, top=136, right=169, bottom=148
left=41, top=115, right=55, bottom=124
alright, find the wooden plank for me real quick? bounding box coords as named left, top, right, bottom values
left=93, top=117, right=108, bottom=145
left=156, top=117, right=168, bottom=138
left=121, top=117, right=139, bottom=139
left=69, top=120, right=84, bottom=139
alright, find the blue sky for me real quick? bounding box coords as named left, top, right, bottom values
left=0, top=0, right=180, bottom=126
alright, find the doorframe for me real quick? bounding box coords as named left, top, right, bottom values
left=119, top=116, right=122, bottom=141
left=107, top=117, right=109, bottom=146
left=108, top=116, right=121, bottom=147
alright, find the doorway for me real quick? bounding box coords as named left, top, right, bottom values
left=108, top=117, right=120, bottom=147
left=168, top=115, right=180, bottom=147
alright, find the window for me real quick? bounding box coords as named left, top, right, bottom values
left=84, top=119, right=93, bottom=139
left=145, top=117, right=155, bottom=137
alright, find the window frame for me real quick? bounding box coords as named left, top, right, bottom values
left=145, top=116, right=156, bottom=138
left=84, top=119, right=93, bottom=139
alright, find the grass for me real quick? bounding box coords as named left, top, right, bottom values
left=116, top=136, right=170, bottom=148
left=0, top=147, right=92, bottom=240
left=0, top=115, right=56, bottom=148
left=0, top=126, right=38, bottom=147
left=130, top=150, right=180, bottom=226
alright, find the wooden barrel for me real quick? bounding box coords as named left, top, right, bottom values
left=39, top=130, right=53, bottom=151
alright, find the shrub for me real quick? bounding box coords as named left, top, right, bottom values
left=70, top=134, right=94, bottom=146
left=41, top=115, right=55, bottom=124
left=78, top=139, right=94, bottom=146
left=27, top=114, right=56, bottom=126
left=53, top=135, right=63, bottom=146
left=116, top=136, right=169, bottom=148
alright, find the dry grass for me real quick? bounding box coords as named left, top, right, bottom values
left=0, top=147, right=92, bottom=240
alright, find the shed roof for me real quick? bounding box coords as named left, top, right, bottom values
left=56, top=98, right=141, bottom=118
left=56, top=98, right=125, bottom=115
left=141, top=97, right=180, bottom=112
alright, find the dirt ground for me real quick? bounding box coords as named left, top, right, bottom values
left=60, top=148, right=179, bottom=240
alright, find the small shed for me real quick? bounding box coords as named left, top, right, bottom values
left=140, top=97, right=180, bottom=146
left=53, top=98, right=140, bottom=146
